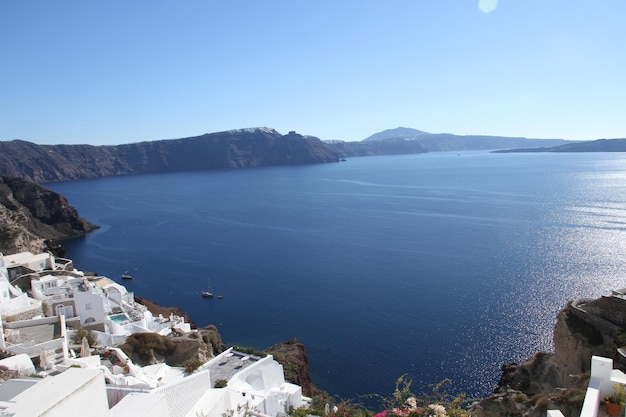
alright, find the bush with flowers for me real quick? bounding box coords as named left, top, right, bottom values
left=299, top=393, right=372, bottom=417
left=370, top=375, right=470, bottom=417
left=289, top=376, right=469, bottom=417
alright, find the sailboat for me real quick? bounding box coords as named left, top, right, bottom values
left=121, top=267, right=132, bottom=280
left=201, top=279, right=214, bottom=298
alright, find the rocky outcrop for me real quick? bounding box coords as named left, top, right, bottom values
left=118, top=325, right=226, bottom=367
left=0, top=175, right=98, bottom=254
left=0, top=128, right=339, bottom=183
left=470, top=294, right=626, bottom=417
left=266, top=337, right=320, bottom=397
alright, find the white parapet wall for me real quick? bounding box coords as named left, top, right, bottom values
left=0, top=368, right=109, bottom=417
left=549, top=356, right=625, bottom=417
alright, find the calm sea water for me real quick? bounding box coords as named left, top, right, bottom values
left=47, top=151, right=626, bottom=403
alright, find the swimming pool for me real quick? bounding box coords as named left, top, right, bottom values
left=109, top=313, right=129, bottom=323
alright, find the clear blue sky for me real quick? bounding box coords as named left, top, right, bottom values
left=2, top=1, right=625, bottom=145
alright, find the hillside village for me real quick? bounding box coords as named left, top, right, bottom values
left=0, top=251, right=306, bottom=417
left=3, top=250, right=626, bottom=417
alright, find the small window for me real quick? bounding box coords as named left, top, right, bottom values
left=85, top=303, right=92, bottom=310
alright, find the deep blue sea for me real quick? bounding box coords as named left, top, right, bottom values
left=47, top=151, right=626, bottom=404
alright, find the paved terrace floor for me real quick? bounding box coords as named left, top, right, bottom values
left=7, top=322, right=60, bottom=344
left=207, top=352, right=259, bottom=383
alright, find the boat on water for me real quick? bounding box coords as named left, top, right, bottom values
left=202, top=278, right=214, bottom=298
left=202, top=279, right=224, bottom=298
left=121, top=271, right=133, bottom=280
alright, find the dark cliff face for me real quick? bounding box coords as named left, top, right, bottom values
left=266, top=337, right=320, bottom=397
left=0, top=128, right=339, bottom=183
left=0, top=175, right=98, bottom=254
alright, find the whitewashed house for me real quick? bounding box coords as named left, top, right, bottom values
left=30, top=273, right=108, bottom=328
left=0, top=347, right=306, bottom=417
left=0, top=254, right=42, bottom=322
left=1, top=252, right=55, bottom=277
left=29, top=271, right=190, bottom=337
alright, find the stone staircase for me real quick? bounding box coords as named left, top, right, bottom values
left=40, top=347, right=66, bottom=371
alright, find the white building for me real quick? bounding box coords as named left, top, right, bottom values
left=0, top=253, right=42, bottom=324
left=29, top=270, right=190, bottom=337
left=1, top=251, right=190, bottom=373
left=0, top=348, right=306, bottom=417
left=1, top=252, right=55, bottom=276
left=0, top=252, right=300, bottom=416
left=0, top=368, right=109, bottom=417
left=548, top=355, right=626, bottom=417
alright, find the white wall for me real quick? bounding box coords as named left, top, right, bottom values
left=74, top=290, right=106, bottom=326
left=2, top=368, right=109, bottom=417
left=229, top=357, right=286, bottom=394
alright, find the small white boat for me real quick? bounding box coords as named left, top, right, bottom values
left=121, top=271, right=133, bottom=280
left=202, top=279, right=214, bottom=298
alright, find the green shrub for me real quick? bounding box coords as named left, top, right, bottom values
left=71, top=327, right=98, bottom=347
left=181, top=358, right=202, bottom=374
left=232, top=345, right=267, bottom=358
left=214, top=379, right=228, bottom=388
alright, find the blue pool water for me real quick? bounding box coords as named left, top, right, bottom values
left=48, top=151, right=626, bottom=402
left=109, top=313, right=129, bottom=323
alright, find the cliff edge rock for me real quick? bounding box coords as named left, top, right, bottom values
left=0, top=175, right=98, bottom=254
left=471, top=293, right=626, bottom=417
left=266, top=337, right=320, bottom=397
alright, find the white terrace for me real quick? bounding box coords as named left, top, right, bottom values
left=548, top=356, right=626, bottom=417
left=0, top=347, right=305, bottom=417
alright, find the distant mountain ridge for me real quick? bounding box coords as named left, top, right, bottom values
left=0, top=128, right=339, bottom=183
left=4, top=126, right=621, bottom=184
left=362, top=127, right=429, bottom=142
left=493, top=138, right=626, bottom=153
left=354, top=127, right=571, bottom=152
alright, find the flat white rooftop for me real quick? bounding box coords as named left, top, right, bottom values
left=207, top=351, right=260, bottom=382
left=1, top=368, right=106, bottom=416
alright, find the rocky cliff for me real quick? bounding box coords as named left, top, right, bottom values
left=470, top=293, right=626, bottom=417
left=0, top=175, right=98, bottom=254
left=266, top=337, right=321, bottom=397
left=0, top=128, right=339, bottom=183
